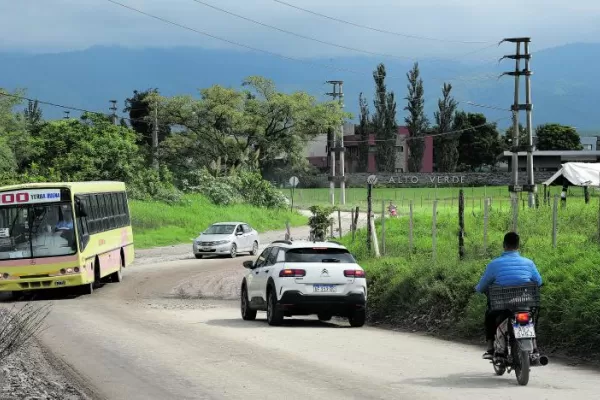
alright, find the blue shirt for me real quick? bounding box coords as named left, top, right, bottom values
left=475, top=251, right=542, bottom=293
left=56, top=220, right=73, bottom=230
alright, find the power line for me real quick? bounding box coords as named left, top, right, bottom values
left=272, top=0, right=493, bottom=45
left=307, top=117, right=511, bottom=144
left=0, top=92, right=144, bottom=124
left=189, top=0, right=413, bottom=61
left=104, top=0, right=499, bottom=84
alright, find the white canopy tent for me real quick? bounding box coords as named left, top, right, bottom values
left=543, top=162, right=600, bottom=187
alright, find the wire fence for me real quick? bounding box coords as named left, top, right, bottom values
left=338, top=191, right=600, bottom=261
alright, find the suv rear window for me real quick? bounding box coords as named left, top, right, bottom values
left=284, top=247, right=356, bottom=263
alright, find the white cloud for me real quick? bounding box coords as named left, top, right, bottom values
left=1, top=0, right=598, bottom=58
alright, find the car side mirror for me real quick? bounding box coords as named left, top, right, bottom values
left=243, top=260, right=254, bottom=269
left=236, top=232, right=243, bottom=236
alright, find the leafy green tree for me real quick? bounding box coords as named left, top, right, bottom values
left=433, top=83, right=459, bottom=172
left=0, top=89, right=37, bottom=171
left=158, top=76, right=348, bottom=175
left=371, top=64, right=398, bottom=172
left=535, top=123, right=582, bottom=150
left=404, top=63, right=429, bottom=172
left=31, top=113, right=142, bottom=181
left=23, top=100, right=44, bottom=136
left=503, top=123, right=528, bottom=151
left=356, top=92, right=371, bottom=172
left=454, top=112, right=502, bottom=171
left=123, top=89, right=171, bottom=149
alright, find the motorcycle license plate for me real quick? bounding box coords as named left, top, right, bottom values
left=513, top=322, right=536, bottom=339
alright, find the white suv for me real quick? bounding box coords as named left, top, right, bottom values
left=240, top=240, right=367, bottom=327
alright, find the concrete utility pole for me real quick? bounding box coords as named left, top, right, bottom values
left=326, top=80, right=346, bottom=205
left=109, top=100, right=118, bottom=125
left=500, top=37, right=536, bottom=208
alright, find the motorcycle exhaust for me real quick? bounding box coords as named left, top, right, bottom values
left=530, top=354, right=549, bottom=366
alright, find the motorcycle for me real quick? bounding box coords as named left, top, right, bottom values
left=487, top=283, right=549, bottom=386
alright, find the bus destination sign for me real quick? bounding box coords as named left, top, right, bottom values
left=0, top=189, right=62, bottom=206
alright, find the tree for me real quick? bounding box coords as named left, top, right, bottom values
left=356, top=93, right=371, bottom=172
left=503, top=123, right=528, bottom=151
left=371, top=64, right=398, bottom=172
left=123, top=89, right=171, bottom=151
left=158, top=76, right=348, bottom=175
left=454, top=112, right=502, bottom=171
left=535, top=123, right=582, bottom=150
left=404, top=63, right=429, bottom=172
left=23, top=100, right=44, bottom=136
left=31, top=113, right=142, bottom=181
left=0, top=89, right=36, bottom=171
left=433, top=83, right=459, bottom=172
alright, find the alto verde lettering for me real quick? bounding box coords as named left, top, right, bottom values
left=386, top=175, right=465, bottom=184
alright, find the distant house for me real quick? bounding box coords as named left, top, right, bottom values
left=306, top=125, right=434, bottom=173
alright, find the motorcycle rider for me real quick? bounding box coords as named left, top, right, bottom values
left=475, top=232, right=543, bottom=359
left=388, top=201, right=397, bottom=216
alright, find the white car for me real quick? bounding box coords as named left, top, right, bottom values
left=239, top=240, right=367, bottom=327
left=193, top=222, right=259, bottom=259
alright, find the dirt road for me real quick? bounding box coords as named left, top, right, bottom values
left=15, top=221, right=600, bottom=399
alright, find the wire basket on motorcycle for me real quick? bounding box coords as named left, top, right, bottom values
left=488, top=283, right=540, bottom=312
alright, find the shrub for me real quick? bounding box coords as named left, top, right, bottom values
left=180, top=168, right=286, bottom=208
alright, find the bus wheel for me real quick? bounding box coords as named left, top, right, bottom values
left=110, top=266, right=123, bottom=283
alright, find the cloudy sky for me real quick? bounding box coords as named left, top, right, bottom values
left=1, top=0, right=599, bottom=60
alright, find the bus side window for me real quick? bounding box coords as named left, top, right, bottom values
left=89, top=194, right=99, bottom=234
left=123, top=192, right=131, bottom=225
left=106, top=193, right=116, bottom=230
left=117, top=192, right=126, bottom=227
left=98, top=194, right=108, bottom=232
left=111, top=193, right=120, bottom=227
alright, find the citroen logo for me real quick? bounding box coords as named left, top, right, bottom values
left=321, top=268, right=329, bottom=277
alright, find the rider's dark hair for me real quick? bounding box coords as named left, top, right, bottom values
left=503, top=232, right=520, bottom=250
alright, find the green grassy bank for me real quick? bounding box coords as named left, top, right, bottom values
left=341, top=197, right=600, bottom=357
left=130, top=194, right=307, bottom=249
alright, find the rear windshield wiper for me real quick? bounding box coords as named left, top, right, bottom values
left=321, top=258, right=341, bottom=263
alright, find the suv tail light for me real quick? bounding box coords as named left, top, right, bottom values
left=279, top=269, right=306, bottom=277
left=515, top=312, right=530, bottom=324
left=344, top=270, right=365, bottom=278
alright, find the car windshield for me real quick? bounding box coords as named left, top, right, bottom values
left=0, top=203, right=77, bottom=260
left=284, top=248, right=356, bottom=263
left=204, top=224, right=236, bottom=235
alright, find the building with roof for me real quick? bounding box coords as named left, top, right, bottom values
left=499, top=150, right=600, bottom=172
left=306, top=125, right=434, bottom=173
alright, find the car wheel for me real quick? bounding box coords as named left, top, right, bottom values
left=266, top=288, right=284, bottom=326
left=241, top=285, right=257, bottom=321
left=348, top=307, right=366, bottom=327
left=229, top=244, right=237, bottom=258
left=195, top=254, right=203, bottom=259
left=250, top=241, right=258, bottom=256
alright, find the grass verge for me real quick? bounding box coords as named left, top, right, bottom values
left=130, top=194, right=307, bottom=248
left=340, top=197, right=600, bottom=358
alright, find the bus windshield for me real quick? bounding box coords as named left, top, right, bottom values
left=0, top=203, right=77, bottom=260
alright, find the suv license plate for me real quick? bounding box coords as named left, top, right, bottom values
left=314, top=284, right=336, bottom=293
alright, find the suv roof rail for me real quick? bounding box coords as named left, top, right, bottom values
left=271, top=240, right=293, bottom=245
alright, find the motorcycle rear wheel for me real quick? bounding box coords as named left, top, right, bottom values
left=513, top=344, right=530, bottom=386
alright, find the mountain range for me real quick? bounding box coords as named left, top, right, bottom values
left=1, top=42, right=598, bottom=132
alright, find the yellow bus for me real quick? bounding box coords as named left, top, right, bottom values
left=0, top=181, right=134, bottom=297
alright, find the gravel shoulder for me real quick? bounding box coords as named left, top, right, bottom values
left=0, top=336, right=91, bottom=400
